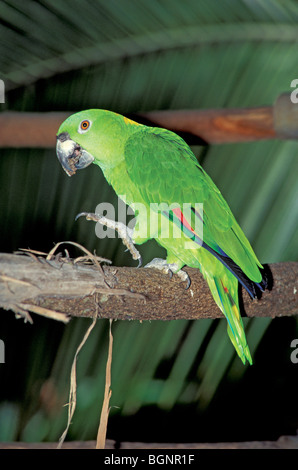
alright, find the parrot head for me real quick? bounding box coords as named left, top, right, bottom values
left=56, top=109, right=130, bottom=176
left=56, top=110, right=104, bottom=176
left=56, top=110, right=98, bottom=176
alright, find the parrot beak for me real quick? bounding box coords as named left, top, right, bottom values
left=56, top=132, right=94, bottom=176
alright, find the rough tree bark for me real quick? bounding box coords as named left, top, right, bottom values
left=0, top=253, right=297, bottom=324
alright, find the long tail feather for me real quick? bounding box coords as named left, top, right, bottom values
left=213, top=278, right=252, bottom=365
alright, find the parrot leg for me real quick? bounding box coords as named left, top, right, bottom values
left=75, top=212, right=142, bottom=267
left=144, top=258, right=191, bottom=289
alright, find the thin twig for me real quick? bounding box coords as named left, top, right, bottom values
left=57, top=315, right=98, bottom=448
left=96, top=319, right=114, bottom=449
left=18, top=303, right=70, bottom=324
left=46, top=241, right=108, bottom=274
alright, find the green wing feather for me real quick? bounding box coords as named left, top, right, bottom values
left=125, top=126, right=262, bottom=281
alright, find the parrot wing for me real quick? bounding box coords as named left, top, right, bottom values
left=124, top=126, right=265, bottom=295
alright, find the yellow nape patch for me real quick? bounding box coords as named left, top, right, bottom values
left=123, top=116, right=140, bottom=126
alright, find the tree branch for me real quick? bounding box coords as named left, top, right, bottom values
left=0, top=93, right=297, bottom=147
left=1, top=433, right=298, bottom=449
left=0, top=253, right=296, bottom=323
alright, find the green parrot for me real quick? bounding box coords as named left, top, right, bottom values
left=56, top=109, right=267, bottom=365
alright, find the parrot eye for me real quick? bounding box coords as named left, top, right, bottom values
left=78, top=119, right=91, bottom=134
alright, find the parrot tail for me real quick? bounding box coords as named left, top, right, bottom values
left=213, top=277, right=252, bottom=365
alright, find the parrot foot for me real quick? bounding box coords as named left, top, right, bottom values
left=75, top=212, right=142, bottom=267
left=144, top=258, right=191, bottom=289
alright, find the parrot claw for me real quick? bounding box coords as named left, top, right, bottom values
left=144, top=258, right=190, bottom=288
left=177, top=270, right=191, bottom=289
left=75, top=212, right=88, bottom=221
left=75, top=211, right=102, bottom=222
left=75, top=211, right=142, bottom=266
